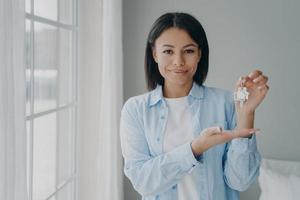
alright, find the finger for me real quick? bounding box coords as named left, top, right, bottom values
left=211, top=133, right=235, bottom=144
left=217, top=131, right=237, bottom=142
left=244, top=76, right=255, bottom=88
left=204, top=126, right=222, bottom=136
left=253, top=75, right=268, bottom=85
left=223, top=128, right=260, bottom=138
left=211, top=128, right=259, bottom=145
left=248, top=70, right=263, bottom=79
left=235, top=76, right=244, bottom=89
left=235, top=76, right=251, bottom=89
left=258, top=84, right=270, bottom=92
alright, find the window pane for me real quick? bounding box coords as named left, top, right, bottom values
left=57, top=182, right=74, bottom=200
left=34, top=22, right=58, bottom=113
left=57, top=108, right=74, bottom=184
left=33, top=113, right=57, bottom=200
left=34, top=0, right=58, bottom=21
left=34, top=69, right=57, bottom=113
left=26, top=20, right=32, bottom=116
left=60, top=0, right=73, bottom=24
left=34, top=22, right=57, bottom=69
left=26, top=0, right=77, bottom=198
left=59, top=29, right=73, bottom=106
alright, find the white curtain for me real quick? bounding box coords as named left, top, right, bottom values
left=0, top=0, right=27, bottom=200
left=79, top=0, right=124, bottom=199
left=97, top=0, right=124, bottom=199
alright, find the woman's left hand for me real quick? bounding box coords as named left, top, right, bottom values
left=235, top=70, right=269, bottom=114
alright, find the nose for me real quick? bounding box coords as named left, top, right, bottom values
left=173, top=53, right=185, bottom=67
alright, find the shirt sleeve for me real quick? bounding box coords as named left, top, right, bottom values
left=222, top=97, right=262, bottom=191
left=120, top=99, right=201, bottom=196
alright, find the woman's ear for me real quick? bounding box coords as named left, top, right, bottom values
left=152, top=47, right=158, bottom=63
left=198, top=49, right=202, bottom=62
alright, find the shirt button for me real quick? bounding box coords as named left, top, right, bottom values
left=172, top=185, right=177, bottom=190
left=160, top=116, right=165, bottom=119
left=157, top=138, right=160, bottom=142
left=188, top=167, right=194, bottom=174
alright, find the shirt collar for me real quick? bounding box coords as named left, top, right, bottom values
left=149, top=82, right=205, bottom=107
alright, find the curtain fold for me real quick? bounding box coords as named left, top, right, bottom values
left=97, top=0, right=124, bottom=199
left=0, top=0, right=27, bottom=200
left=79, top=0, right=124, bottom=199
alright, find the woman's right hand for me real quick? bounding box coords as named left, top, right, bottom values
left=191, top=126, right=260, bottom=156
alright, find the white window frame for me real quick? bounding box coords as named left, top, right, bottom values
left=25, top=0, right=79, bottom=199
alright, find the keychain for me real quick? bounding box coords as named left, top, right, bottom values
left=234, top=78, right=249, bottom=108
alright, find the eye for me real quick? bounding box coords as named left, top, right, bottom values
left=184, top=49, right=195, bottom=54
left=163, top=49, right=173, bottom=54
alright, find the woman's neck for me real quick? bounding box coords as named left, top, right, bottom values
left=163, top=81, right=193, bottom=98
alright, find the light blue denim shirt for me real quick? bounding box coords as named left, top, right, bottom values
left=120, top=82, right=261, bottom=200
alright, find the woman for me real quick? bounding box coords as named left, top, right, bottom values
left=120, top=12, right=269, bottom=200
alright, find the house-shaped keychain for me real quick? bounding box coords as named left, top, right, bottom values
left=234, top=87, right=249, bottom=108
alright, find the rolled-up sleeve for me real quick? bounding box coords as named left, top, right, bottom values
left=222, top=96, right=261, bottom=191
left=120, top=99, right=200, bottom=196
left=223, top=135, right=261, bottom=191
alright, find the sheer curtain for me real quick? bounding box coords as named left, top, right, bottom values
left=79, top=0, right=123, bottom=199
left=97, top=0, right=124, bottom=199
left=0, top=0, right=27, bottom=200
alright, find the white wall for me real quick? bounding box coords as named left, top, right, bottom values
left=123, top=0, right=300, bottom=199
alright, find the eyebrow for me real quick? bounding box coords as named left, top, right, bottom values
left=162, top=44, right=198, bottom=48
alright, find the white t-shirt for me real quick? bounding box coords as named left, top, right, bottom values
left=163, top=96, right=200, bottom=200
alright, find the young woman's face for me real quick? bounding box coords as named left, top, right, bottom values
left=152, top=27, right=201, bottom=87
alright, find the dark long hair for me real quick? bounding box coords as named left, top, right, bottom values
left=145, top=12, right=209, bottom=91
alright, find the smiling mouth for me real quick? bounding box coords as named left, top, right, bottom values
left=173, top=70, right=188, bottom=73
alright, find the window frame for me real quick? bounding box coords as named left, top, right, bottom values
left=25, top=0, right=79, bottom=199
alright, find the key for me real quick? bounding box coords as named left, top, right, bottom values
left=234, top=87, right=249, bottom=108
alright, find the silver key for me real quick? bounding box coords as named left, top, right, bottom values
left=234, top=87, right=249, bottom=108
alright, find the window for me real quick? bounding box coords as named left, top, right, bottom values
left=25, top=0, right=78, bottom=199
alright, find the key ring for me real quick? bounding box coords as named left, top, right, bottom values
left=234, top=77, right=249, bottom=108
